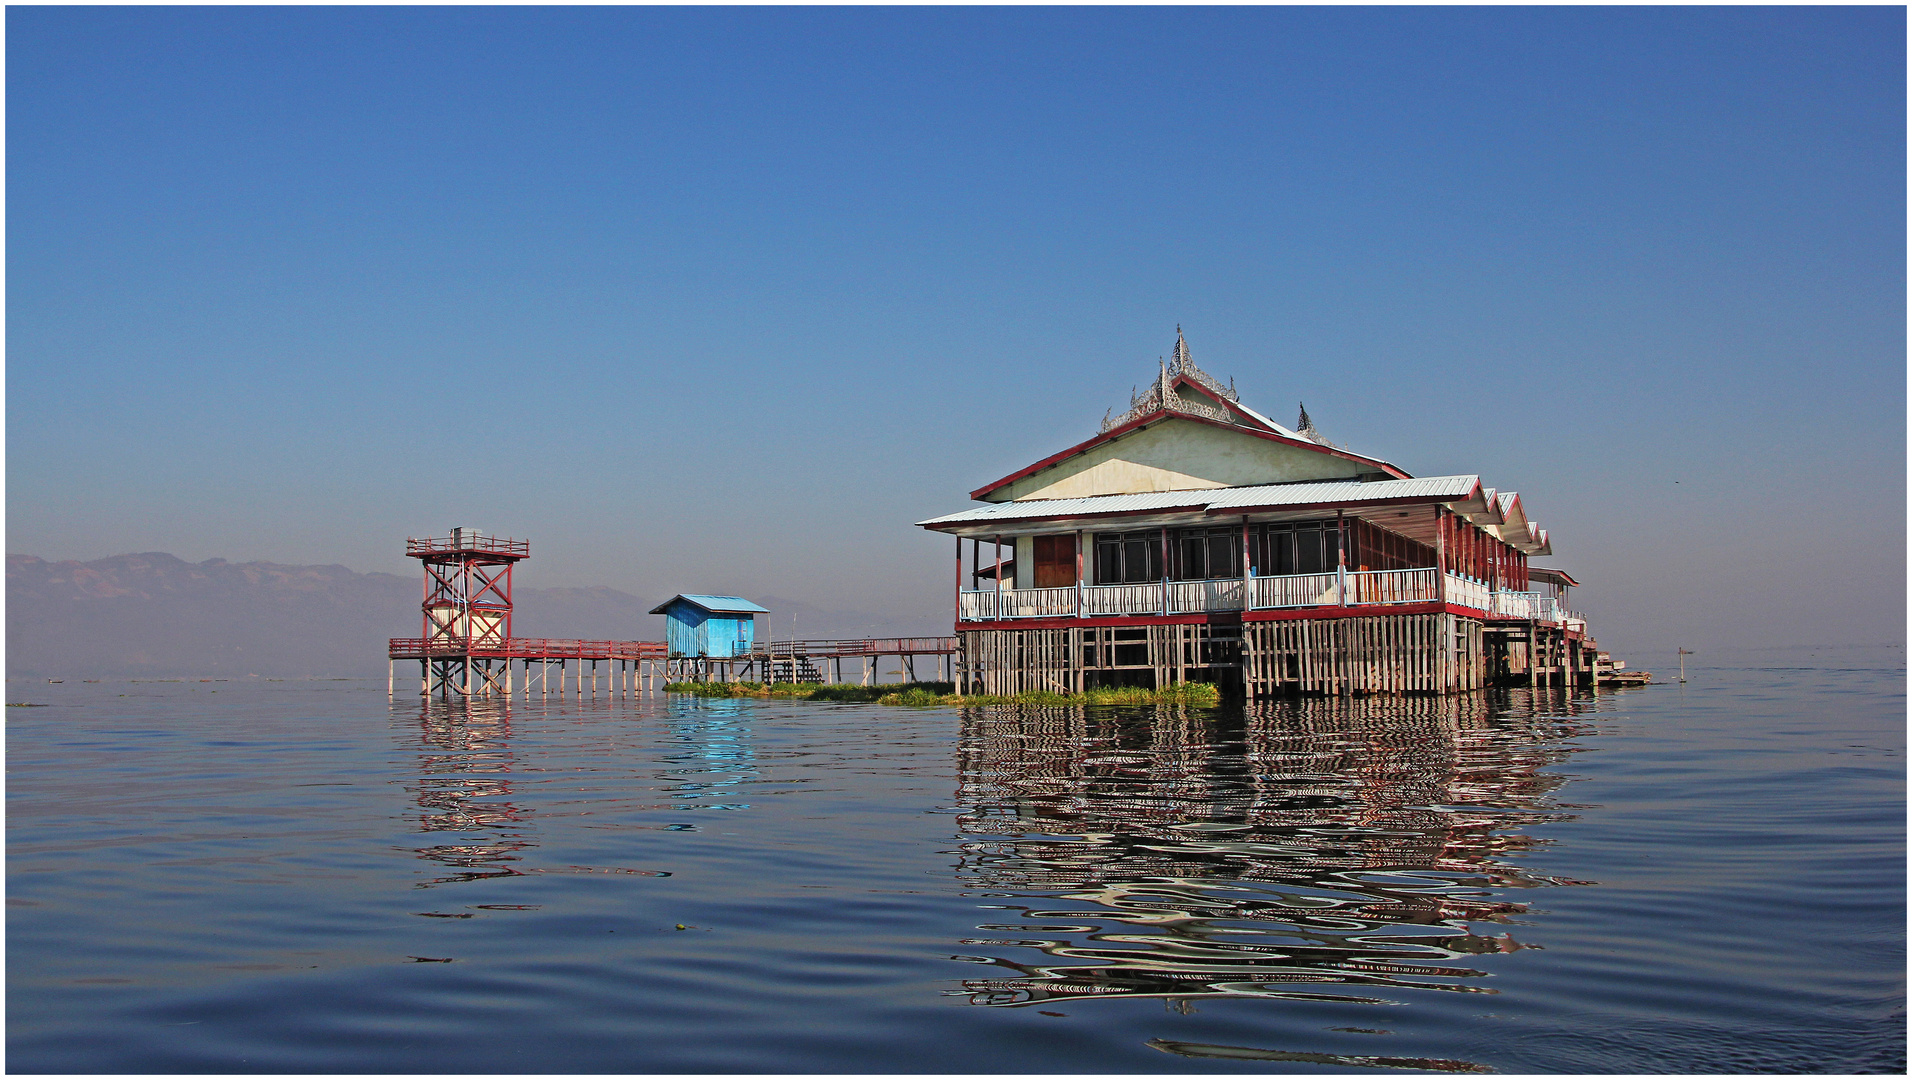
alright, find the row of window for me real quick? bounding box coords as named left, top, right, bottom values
left=996, top=518, right=1501, bottom=589
left=1092, top=521, right=1391, bottom=584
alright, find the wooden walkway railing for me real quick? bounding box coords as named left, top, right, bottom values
left=391, top=635, right=958, bottom=698
left=753, top=637, right=955, bottom=659
left=389, top=637, right=665, bottom=660
left=392, top=636, right=957, bottom=661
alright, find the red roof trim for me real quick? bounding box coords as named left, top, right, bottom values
left=968, top=406, right=1409, bottom=501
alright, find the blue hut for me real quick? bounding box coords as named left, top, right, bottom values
left=649, top=594, right=768, bottom=658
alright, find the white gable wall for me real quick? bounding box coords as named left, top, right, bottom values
left=992, top=417, right=1367, bottom=502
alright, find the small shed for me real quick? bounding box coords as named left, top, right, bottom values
left=649, top=594, right=769, bottom=658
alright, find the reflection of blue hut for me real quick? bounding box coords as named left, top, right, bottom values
left=649, top=594, right=768, bottom=658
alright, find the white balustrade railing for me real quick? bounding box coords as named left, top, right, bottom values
left=1083, top=582, right=1164, bottom=616
left=1345, top=567, right=1439, bottom=605
left=1490, top=590, right=1560, bottom=622
left=1444, top=574, right=1491, bottom=612
left=1248, top=572, right=1341, bottom=609
left=961, top=571, right=1589, bottom=627
left=959, top=589, right=997, bottom=621
left=1168, top=578, right=1244, bottom=614
left=998, top=585, right=1079, bottom=619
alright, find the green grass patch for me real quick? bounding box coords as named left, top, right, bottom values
left=664, top=680, right=1219, bottom=708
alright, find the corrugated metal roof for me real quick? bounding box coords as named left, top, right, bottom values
left=916, top=491, right=1214, bottom=526
left=648, top=594, right=770, bottom=615
left=916, top=475, right=1482, bottom=528
left=1207, top=474, right=1478, bottom=509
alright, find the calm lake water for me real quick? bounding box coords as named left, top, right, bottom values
left=8, top=655, right=1904, bottom=1073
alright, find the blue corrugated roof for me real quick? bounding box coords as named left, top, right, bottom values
left=648, top=594, right=770, bottom=615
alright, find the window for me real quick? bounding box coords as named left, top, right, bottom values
left=1172, top=527, right=1241, bottom=580
left=1255, top=520, right=1341, bottom=576
left=1094, top=531, right=1162, bottom=584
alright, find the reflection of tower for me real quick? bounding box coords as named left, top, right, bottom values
left=408, top=697, right=533, bottom=886
left=410, top=528, right=528, bottom=697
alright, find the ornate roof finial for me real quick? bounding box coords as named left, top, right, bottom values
left=1097, top=335, right=1239, bottom=433
left=1296, top=402, right=1339, bottom=447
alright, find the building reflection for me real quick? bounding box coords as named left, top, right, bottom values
left=397, top=696, right=757, bottom=888
left=659, top=697, right=759, bottom=811
left=948, top=690, right=1599, bottom=1008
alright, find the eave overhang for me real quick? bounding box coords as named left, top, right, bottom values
left=920, top=473, right=1555, bottom=555
left=1530, top=566, right=1580, bottom=588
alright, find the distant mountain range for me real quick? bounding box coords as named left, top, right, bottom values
left=6, top=553, right=949, bottom=678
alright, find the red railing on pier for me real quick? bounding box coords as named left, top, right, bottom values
left=392, top=636, right=954, bottom=661
left=389, top=637, right=664, bottom=660
left=755, top=637, right=955, bottom=659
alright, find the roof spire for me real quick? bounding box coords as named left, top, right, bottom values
left=1296, top=402, right=1340, bottom=448
left=1097, top=334, right=1241, bottom=433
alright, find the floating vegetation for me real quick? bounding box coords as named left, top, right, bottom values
left=662, top=681, right=953, bottom=704
left=662, top=680, right=1220, bottom=708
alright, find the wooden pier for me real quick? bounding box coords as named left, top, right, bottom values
left=390, top=634, right=958, bottom=699
left=387, top=530, right=958, bottom=700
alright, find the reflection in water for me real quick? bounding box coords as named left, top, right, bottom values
left=660, top=698, right=759, bottom=811
left=399, top=698, right=759, bottom=888
left=1147, top=1038, right=1493, bottom=1073
left=948, top=690, right=1597, bottom=1009
left=405, top=699, right=535, bottom=887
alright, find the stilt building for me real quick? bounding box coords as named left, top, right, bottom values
left=918, top=332, right=1599, bottom=696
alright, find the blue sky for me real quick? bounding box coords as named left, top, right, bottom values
left=8, top=7, right=1903, bottom=652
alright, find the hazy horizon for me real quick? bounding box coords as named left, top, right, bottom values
left=9, top=7, right=1904, bottom=660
